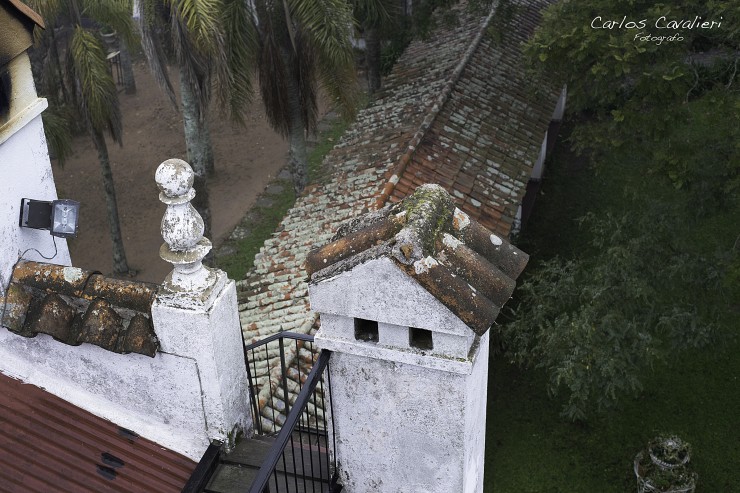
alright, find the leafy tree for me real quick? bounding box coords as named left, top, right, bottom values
left=252, top=0, right=359, bottom=194
left=501, top=211, right=724, bottom=421
left=28, top=0, right=137, bottom=275
left=525, top=0, right=739, bottom=205
left=501, top=0, right=739, bottom=419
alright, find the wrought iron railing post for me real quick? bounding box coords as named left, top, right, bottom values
left=278, top=337, right=291, bottom=417
left=247, top=350, right=332, bottom=493
left=242, top=330, right=262, bottom=436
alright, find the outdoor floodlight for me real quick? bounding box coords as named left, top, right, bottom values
left=19, top=198, right=80, bottom=238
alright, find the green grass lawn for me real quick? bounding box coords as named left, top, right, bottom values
left=485, top=121, right=740, bottom=491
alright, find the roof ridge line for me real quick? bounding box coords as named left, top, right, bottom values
left=373, top=3, right=498, bottom=210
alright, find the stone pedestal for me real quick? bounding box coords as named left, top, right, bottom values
left=152, top=158, right=251, bottom=447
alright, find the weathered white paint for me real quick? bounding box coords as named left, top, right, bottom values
left=152, top=279, right=252, bottom=449
left=0, top=54, right=71, bottom=295
left=442, top=232, right=463, bottom=249
left=319, top=333, right=490, bottom=493
left=512, top=205, right=523, bottom=236
left=552, top=85, right=567, bottom=121
left=310, top=253, right=491, bottom=493
left=156, top=158, right=217, bottom=294
left=310, top=257, right=472, bottom=338
left=0, top=272, right=251, bottom=461
left=453, top=208, right=471, bottom=230
left=317, top=315, right=473, bottom=373
left=0, top=330, right=209, bottom=459
left=152, top=158, right=251, bottom=449
left=531, top=132, right=548, bottom=181
left=463, top=332, right=490, bottom=493
left=0, top=55, right=38, bottom=138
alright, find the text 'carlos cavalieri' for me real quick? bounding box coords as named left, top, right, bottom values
left=591, top=15, right=723, bottom=44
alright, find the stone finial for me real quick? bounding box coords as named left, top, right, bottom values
left=156, top=159, right=215, bottom=293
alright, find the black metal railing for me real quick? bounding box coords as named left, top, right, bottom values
left=244, top=332, right=321, bottom=435
left=244, top=333, right=340, bottom=493
left=182, top=442, right=222, bottom=493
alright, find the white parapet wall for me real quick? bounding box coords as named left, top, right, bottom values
left=0, top=329, right=210, bottom=459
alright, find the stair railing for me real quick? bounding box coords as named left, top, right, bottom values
left=248, top=348, right=340, bottom=492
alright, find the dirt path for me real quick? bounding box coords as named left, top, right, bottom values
left=52, top=61, right=291, bottom=283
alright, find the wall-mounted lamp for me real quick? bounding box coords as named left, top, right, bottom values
left=19, top=198, right=80, bottom=238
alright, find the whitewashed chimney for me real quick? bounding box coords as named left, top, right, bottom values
left=0, top=1, right=71, bottom=290
left=307, top=184, right=528, bottom=493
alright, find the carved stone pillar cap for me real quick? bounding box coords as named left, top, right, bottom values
left=155, top=158, right=223, bottom=298
left=155, top=158, right=197, bottom=205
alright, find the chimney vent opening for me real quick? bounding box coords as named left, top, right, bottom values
left=409, top=327, right=433, bottom=350
left=354, top=318, right=379, bottom=342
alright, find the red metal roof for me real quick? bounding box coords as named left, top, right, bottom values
left=0, top=372, right=196, bottom=493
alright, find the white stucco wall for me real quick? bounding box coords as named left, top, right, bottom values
left=0, top=330, right=209, bottom=459
left=552, top=86, right=567, bottom=121
left=324, top=334, right=489, bottom=493
left=531, top=132, right=548, bottom=181
left=0, top=279, right=251, bottom=461
left=328, top=350, right=467, bottom=492
left=0, top=105, right=72, bottom=293
left=152, top=279, right=252, bottom=445
left=463, top=331, right=490, bottom=493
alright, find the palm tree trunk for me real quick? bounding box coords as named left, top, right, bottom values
left=179, top=67, right=214, bottom=261
left=283, top=53, right=308, bottom=194
left=119, top=44, right=137, bottom=95
left=48, top=25, right=69, bottom=102
left=90, top=128, right=130, bottom=275
left=365, top=26, right=382, bottom=94
left=202, top=117, right=215, bottom=175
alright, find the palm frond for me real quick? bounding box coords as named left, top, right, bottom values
left=286, top=0, right=358, bottom=119
left=82, top=0, right=139, bottom=49
left=218, top=0, right=258, bottom=124
left=257, top=8, right=291, bottom=137
left=41, top=104, right=74, bottom=166
left=170, top=5, right=211, bottom=113
left=295, top=29, right=318, bottom=132
left=169, top=0, right=224, bottom=53
left=70, top=26, right=123, bottom=143
left=287, top=0, right=355, bottom=68
left=135, top=0, right=178, bottom=107
left=315, top=47, right=359, bottom=121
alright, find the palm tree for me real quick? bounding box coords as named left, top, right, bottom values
left=253, top=0, right=359, bottom=194
left=352, top=0, right=395, bottom=94
left=135, top=0, right=254, bottom=245
left=28, top=0, right=136, bottom=276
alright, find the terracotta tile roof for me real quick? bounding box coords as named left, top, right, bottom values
left=237, top=4, right=484, bottom=429
left=385, top=0, right=560, bottom=236
left=1, top=261, right=159, bottom=357
left=237, top=0, right=555, bottom=427
left=307, top=184, right=528, bottom=334
left=0, top=372, right=195, bottom=492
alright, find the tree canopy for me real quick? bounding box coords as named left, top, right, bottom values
left=501, top=0, right=739, bottom=420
